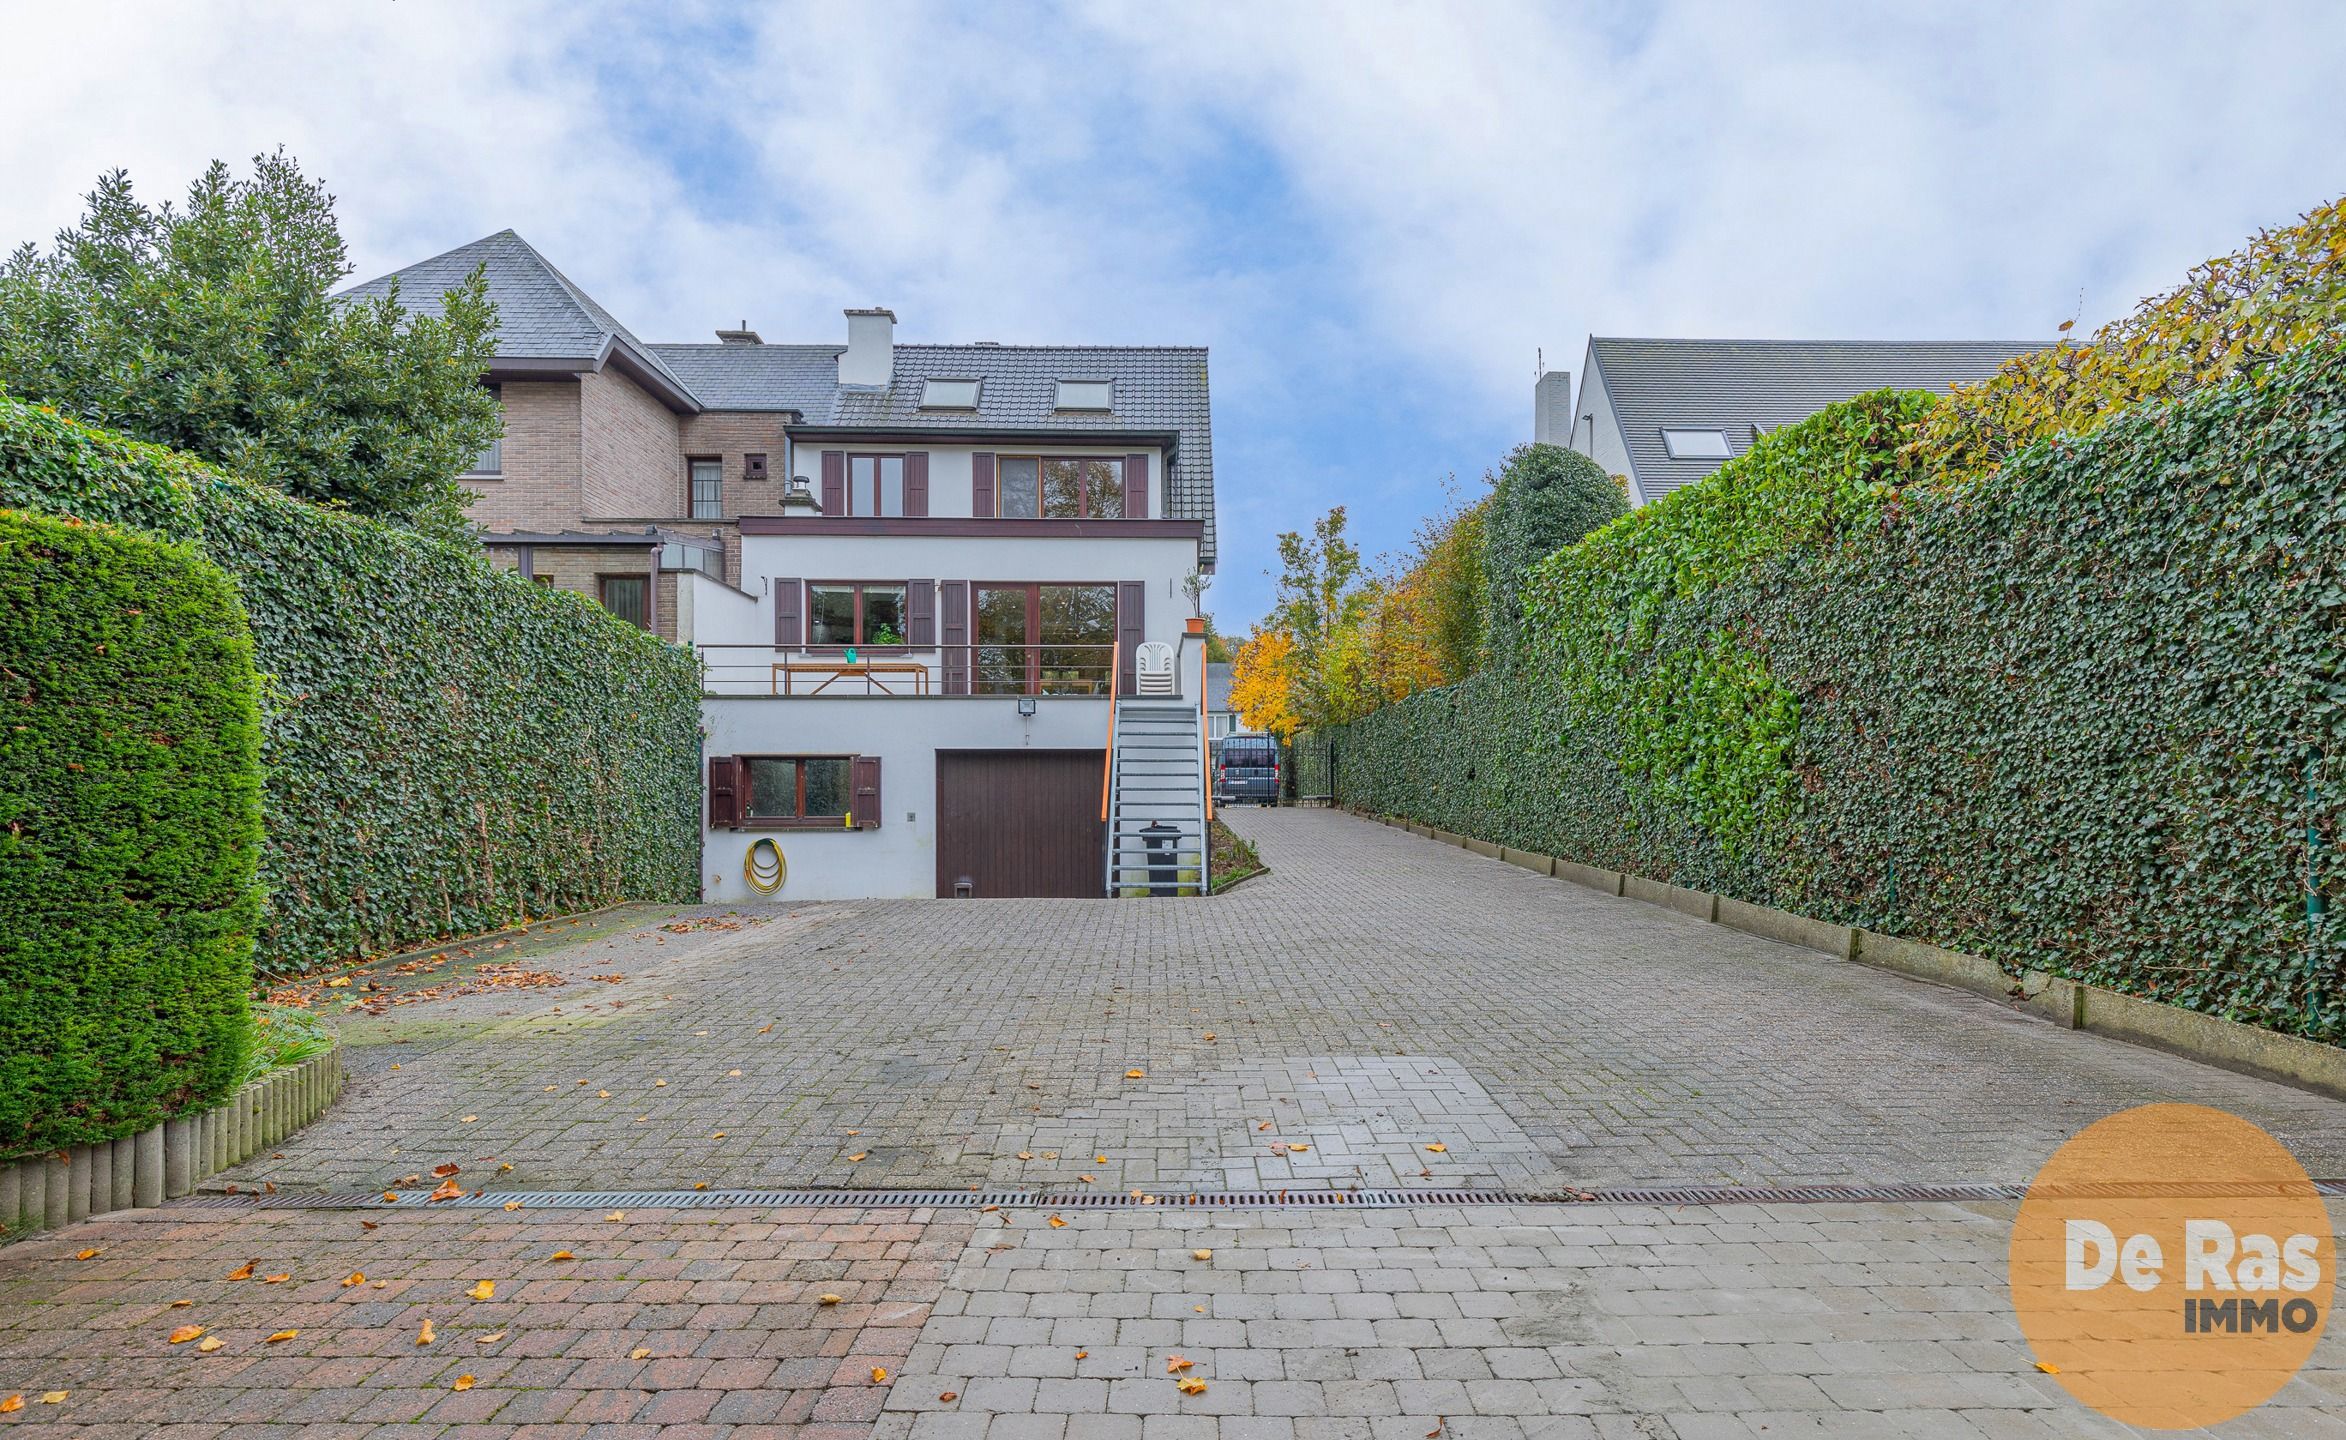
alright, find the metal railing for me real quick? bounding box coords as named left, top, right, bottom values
left=696, top=642, right=1127, bottom=697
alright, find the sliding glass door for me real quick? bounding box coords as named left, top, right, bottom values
left=972, top=583, right=1117, bottom=695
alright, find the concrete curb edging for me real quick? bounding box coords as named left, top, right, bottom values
left=1, top=1046, right=343, bottom=1243
left=1357, top=806, right=2346, bottom=1102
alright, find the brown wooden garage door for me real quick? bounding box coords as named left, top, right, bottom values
left=935, top=749, right=1106, bottom=898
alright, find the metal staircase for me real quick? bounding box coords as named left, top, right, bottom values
left=1104, top=701, right=1208, bottom=896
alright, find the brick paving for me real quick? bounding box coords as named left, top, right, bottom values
left=216, top=807, right=2346, bottom=1195
left=8, top=807, right=2346, bottom=1435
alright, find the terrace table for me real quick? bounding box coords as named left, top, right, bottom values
left=772, top=660, right=932, bottom=696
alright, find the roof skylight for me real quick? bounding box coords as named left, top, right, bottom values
left=1661, top=427, right=1732, bottom=460
left=1054, top=379, right=1113, bottom=412
left=920, top=378, right=981, bottom=409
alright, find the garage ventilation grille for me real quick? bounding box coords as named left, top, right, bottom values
left=170, top=1178, right=2346, bottom=1212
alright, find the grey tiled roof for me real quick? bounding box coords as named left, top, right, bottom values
left=344, top=230, right=1217, bottom=565
left=338, top=230, right=694, bottom=402
left=1589, top=337, right=2044, bottom=502
left=651, top=341, right=1216, bottom=566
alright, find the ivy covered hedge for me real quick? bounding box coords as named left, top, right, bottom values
left=0, top=395, right=703, bottom=975
left=1328, top=345, right=2343, bottom=1039
left=1, top=508, right=262, bottom=1155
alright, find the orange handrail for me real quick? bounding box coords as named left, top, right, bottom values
left=1099, top=643, right=1121, bottom=822
left=1200, top=638, right=1213, bottom=823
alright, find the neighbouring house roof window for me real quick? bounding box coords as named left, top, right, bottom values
left=466, top=384, right=503, bottom=476
left=689, top=457, right=723, bottom=518
left=1054, top=378, right=1112, bottom=412
left=1661, top=427, right=1732, bottom=460
left=920, top=378, right=981, bottom=409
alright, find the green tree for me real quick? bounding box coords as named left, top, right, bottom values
left=0, top=152, right=499, bottom=542
left=1266, top=506, right=1382, bottom=729
left=1480, top=442, right=1627, bottom=656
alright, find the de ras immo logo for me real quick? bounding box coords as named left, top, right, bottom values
left=2008, top=1103, right=2335, bottom=1428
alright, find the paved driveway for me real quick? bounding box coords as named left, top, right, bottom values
left=219, top=806, right=2346, bottom=1196
left=8, top=808, right=2346, bottom=1438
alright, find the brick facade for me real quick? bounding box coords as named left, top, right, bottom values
left=580, top=368, right=684, bottom=520
left=485, top=541, right=674, bottom=641
left=460, top=379, right=582, bottom=531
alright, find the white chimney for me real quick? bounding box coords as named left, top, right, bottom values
left=1534, top=367, right=1573, bottom=445
left=840, top=307, right=896, bottom=388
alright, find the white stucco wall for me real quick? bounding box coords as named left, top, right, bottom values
left=1571, top=347, right=1637, bottom=499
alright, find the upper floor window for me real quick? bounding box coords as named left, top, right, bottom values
left=1054, top=379, right=1112, bottom=412
left=850, top=454, right=905, bottom=516
left=466, top=384, right=503, bottom=476
left=689, top=457, right=724, bottom=518
left=995, top=456, right=1124, bottom=519
left=920, top=378, right=980, bottom=410
left=807, top=581, right=908, bottom=649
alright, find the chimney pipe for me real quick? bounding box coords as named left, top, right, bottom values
left=841, top=307, right=896, bottom=388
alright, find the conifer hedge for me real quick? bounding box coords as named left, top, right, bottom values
left=1328, top=346, right=2343, bottom=1039
left=1, top=507, right=262, bottom=1155
left=0, top=395, right=703, bottom=976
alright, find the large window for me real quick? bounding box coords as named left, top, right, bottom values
left=993, top=457, right=1124, bottom=519
left=974, top=582, right=1116, bottom=695
left=689, top=457, right=723, bottom=518
left=745, top=755, right=852, bottom=824
left=598, top=574, right=650, bottom=629
left=849, top=454, right=906, bottom=516
left=807, top=582, right=909, bottom=649
left=466, top=384, right=503, bottom=476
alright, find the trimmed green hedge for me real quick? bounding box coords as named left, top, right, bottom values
left=0, top=395, right=703, bottom=975
left=1328, top=346, right=2343, bottom=1039
left=1, top=508, right=262, bottom=1156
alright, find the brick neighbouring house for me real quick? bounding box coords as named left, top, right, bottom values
left=342, top=231, right=1218, bottom=901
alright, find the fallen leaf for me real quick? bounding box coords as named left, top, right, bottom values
left=196, top=1336, right=225, bottom=1353
left=342, top=1272, right=365, bottom=1287
left=467, top=1280, right=495, bottom=1301
left=361, top=1220, right=380, bottom=1230
left=477, top=1332, right=504, bottom=1345
left=451, top=1374, right=475, bottom=1391
left=694, top=1181, right=709, bottom=1191
left=382, top=1192, right=400, bottom=1204
left=1290, top=1143, right=1311, bottom=1152
left=1192, top=1249, right=1212, bottom=1261
left=417, top=1318, right=436, bottom=1345
left=630, top=1346, right=652, bottom=1360
left=429, top=1178, right=464, bottom=1202
left=38, top=1392, right=67, bottom=1404
left=74, top=1247, right=101, bottom=1260
left=1125, top=1069, right=1145, bottom=1079
left=0, top=1396, right=20, bottom=1414
left=712, top=1131, right=728, bottom=1139
left=169, top=1299, right=192, bottom=1308
left=654, top=1079, right=668, bottom=1087
left=605, top=1211, right=625, bottom=1222
left=1176, top=1376, right=1207, bottom=1394
left=1096, top=1154, right=1108, bottom=1164
left=1016, top=1152, right=1033, bottom=1161
left=261, top=1273, right=290, bottom=1284
left=847, top=1153, right=867, bottom=1162
left=1256, top=1122, right=1271, bottom=1131
left=939, top=1390, right=958, bottom=1402
left=1424, top=1143, right=1448, bottom=1153
left=1079, top=1175, right=1095, bottom=1184
left=498, top=1163, right=513, bottom=1173
left=871, top=1367, right=889, bottom=1383
left=502, top=1201, right=523, bottom=1212
left=1167, top=1355, right=1194, bottom=1373
left=169, top=1324, right=206, bottom=1344
left=1047, top=1216, right=1067, bottom=1228
left=727, top=1069, right=742, bottom=1077
left=224, top=1262, right=256, bottom=1281
left=265, top=1330, right=296, bottom=1343
left=758, top=1023, right=774, bottom=1033
left=597, top=1090, right=611, bottom=1098
left=2036, top=1360, right=2060, bottom=1374
left=1074, top=1350, right=1088, bottom=1359
left=431, top=1163, right=461, bottom=1178
left=326, top=977, right=351, bottom=988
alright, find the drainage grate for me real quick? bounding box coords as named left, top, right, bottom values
left=169, top=1178, right=2346, bottom=1212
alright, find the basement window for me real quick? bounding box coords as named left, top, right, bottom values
left=1054, top=378, right=1113, bottom=412
left=1661, top=427, right=1732, bottom=460
left=920, top=378, right=981, bottom=409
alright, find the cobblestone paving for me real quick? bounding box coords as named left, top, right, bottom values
left=220, top=808, right=2346, bottom=1196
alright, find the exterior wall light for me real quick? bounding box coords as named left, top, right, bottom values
left=1017, top=697, right=1037, bottom=717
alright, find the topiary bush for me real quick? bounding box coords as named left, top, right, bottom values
left=0, top=507, right=263, bottom=1157
left=1479, top=443, right=1627, bottom=655
left=0, top=395, right=703, bottom=976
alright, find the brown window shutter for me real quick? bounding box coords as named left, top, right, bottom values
left=904, top=452, right=929, bottom=516
left=1116, top=580, right=1145, bottom=697
left=971, top=453, right=995, bottom=517
left=820, top=450, right=846, bottom=515
left=707, top=756, right=743, bottom=830
left=773, top=577, right=803, bottom=647
left=851, top=755, right=883, bottom=830
left=940, top=580, right=970, bottom=694
left=907, top=579, right=936, bottom=647
left=1124, top=453, right=1148, bottom=519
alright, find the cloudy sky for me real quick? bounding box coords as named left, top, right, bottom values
left=4, top=1, right=2341, bottom=624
